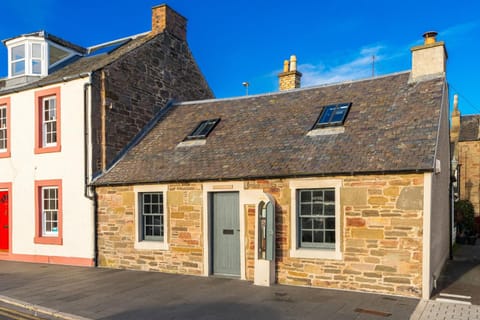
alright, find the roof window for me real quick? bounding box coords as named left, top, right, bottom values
left=186, top=118, right=220, bottom=140
left=313, top=103, right=351, bottom=129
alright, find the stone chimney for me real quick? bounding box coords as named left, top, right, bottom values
left=278, top=55, right=302, bottom=91
left=451, top=94, right=461, bottom=143
left=410, top=31, right=448, bottom=82
left=151, top=4, right=187, bottom=41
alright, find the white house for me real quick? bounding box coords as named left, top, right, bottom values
left=0, top=4, right=212, bottom=266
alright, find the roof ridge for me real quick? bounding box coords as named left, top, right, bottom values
left=175, top=70, right=412, bottom=106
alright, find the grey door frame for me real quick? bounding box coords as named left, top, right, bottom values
left=209, top=191, right=241, bottom=277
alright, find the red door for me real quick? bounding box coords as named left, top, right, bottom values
left=0, top=191, right=8, bottom=251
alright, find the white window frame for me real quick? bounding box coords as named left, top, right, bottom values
left=42, top=95, right=57, bottom=147
left=31, top=42, right=43, bottom=75
left=0, top=105, right=7, bottom=151
left=6, top=38, right=48, bottom=78
left=133, top=185, right=168, bottom=250
left=41, top=186, right=59, bottom=237
left=289, top=178, right=342, bottom=260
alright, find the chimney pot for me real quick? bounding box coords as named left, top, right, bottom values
left=423, top=31, right=438, bottom=45
left=290, top=55, right=297, bottom=71
left=278, top=55, right=302, bottom=91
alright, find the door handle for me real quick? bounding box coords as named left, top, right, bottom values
left=3, top=225, right=8, bottom=229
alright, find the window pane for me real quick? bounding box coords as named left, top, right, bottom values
left=146, top=215, right=152, bottom=225
left=313, top=218, right=324, bottom=229
left=312, top=204, right=323, bottom=215
left=325, top=218, right=335, bottom=229
left=325, top=231, right=335, bottom=243
left=324, top=190, right=335, bottom=202
left=312, top=190, right=323, bottom=203
left=301, top=230, right=312, bottom=243
left=300, top=204, right=311, bottom=216
left=301, top=217, right=313, bottom=230
left=32, top=60, right=41, bottom=74
left=318, top=106, right=335, bottom=123
left=313, top=231, right=324, bottom=243
left=144, top=194, right=151, bottom=203
left=12, top=61, right=25, bottom=76
left=146, top=226, right=153, bottom=236
left=32, top=43, right=42, bottom=58
left=324, top=204, right=335, bottom=216
left=153, top=226, right=161, bottom=236
left=331, top=105, right=349, bottom=122
left=12, top=45, right=25, bottom=60
left=300, top=190, right=311, bottom=202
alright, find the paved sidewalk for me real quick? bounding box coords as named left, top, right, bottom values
left=0, top=261, right=418, bottom=320
left=410, top=241, right=480, bottom=320
left=411, top=300, right=480, bottom=320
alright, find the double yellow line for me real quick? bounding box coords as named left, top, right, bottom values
left=0, top=306, right=47, bottom=320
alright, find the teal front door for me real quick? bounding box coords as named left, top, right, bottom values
left=211, top=192, right=240, bottom=277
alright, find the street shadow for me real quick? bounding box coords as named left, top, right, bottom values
left=431, top=241, right=480, bottom=302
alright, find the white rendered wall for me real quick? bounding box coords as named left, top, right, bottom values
left=0, top=78, right=94, bottom=260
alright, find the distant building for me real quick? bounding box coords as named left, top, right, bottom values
left=0, top=4, right=212, bottom=266
left=93, top=32, right=451, bottom=299
left=451, top=103, right=480, bottom=217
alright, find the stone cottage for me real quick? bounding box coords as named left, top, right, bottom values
left=93, top=32, right=451, bottom=299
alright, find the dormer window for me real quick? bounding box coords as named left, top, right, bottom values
left=4, top=32, right=84, bottom=81
left=7, top=40, right=47, bottom=77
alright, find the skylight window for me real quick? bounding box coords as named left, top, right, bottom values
left=186, top=118, right=220, bottom=140
left=313, top=103, right=351, bottom=129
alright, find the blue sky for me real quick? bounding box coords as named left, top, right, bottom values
left=1, top=0, right=479, bottom=114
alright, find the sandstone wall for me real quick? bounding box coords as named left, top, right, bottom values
left=97, top=174, right=424, bottom=297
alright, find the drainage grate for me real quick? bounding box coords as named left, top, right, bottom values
left=354, top=308, right=392, bottom=317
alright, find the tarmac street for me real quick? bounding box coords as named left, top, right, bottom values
left=1, top=242, right=480, bottom=320
left=0, top=260, right=418, bottom=320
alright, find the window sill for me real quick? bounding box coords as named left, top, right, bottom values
left=307, top=126, right=345, bottom=136
left=176, top=140, right=206, bottom=148
left=134, top=241, right=169, bottom=251
left=289, top=248, right=342, bottom=260
left=34, top=145, right=61, bottom=154
left=34, top=236, right=63, bottom=245
left=0, top=151, right=11, bottom=158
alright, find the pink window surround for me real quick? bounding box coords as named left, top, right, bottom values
left=34, top=87, right=61, bottom=154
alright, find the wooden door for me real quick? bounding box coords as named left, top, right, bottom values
left=211, top=192, right=240, bottom=277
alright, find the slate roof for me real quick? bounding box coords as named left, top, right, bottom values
left=459, top=115, right=480, bottom=141
left=0, top=32, right=155, bottom=95
left=94, top=72, right=446, bottom=185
